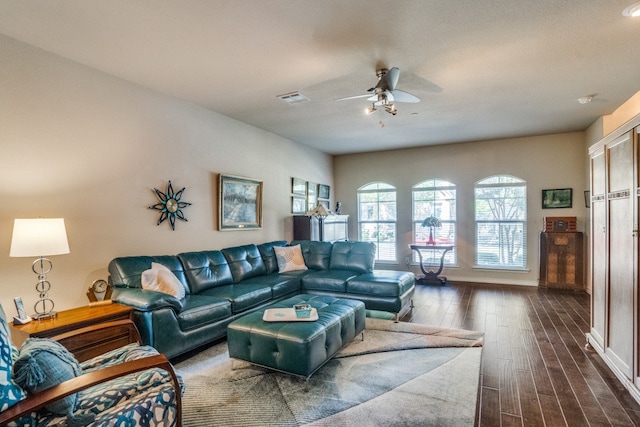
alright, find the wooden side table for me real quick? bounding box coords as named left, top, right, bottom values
left=10, top=303, right=134, bottom=362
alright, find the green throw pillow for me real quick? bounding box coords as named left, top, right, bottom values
left=13, top=338, right=83, bottom=416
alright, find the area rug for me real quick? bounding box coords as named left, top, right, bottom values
left=175, top=318, right=483, bottom=426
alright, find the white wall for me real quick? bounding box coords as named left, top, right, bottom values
left=0, top=35, right=332, bottom=314
left=334, top=132, right=588, bottom=286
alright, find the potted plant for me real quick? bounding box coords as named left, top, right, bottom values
left=421, top=216, right=442, bottom=245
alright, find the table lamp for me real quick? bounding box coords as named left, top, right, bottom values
left=10, top=218, right=70, bottom=320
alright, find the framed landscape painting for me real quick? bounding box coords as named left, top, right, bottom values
left=542, top=188, right=572, bottom=209
left=219, top=174, right=263, bottom=230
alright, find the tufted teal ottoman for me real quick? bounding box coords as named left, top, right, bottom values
left=227, top=294, right=365, bottom=385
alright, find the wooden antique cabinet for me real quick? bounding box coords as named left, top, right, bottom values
left=539, top=231, right=583, bottom=290
left=587, top=125, right=640, bottom=403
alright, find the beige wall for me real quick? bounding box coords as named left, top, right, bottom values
left=334, top=132, right=588, bottom=286
left=0, top=35, right=332, bottom=313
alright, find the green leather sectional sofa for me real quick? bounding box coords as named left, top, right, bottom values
left=108, top=240, right=415, bottom=359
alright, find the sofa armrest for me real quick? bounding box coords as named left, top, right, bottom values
left=0, top=354, right=182, bottom=426
left=113, top=287, right=184, bottom=312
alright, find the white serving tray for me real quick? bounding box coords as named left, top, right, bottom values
left=263, top=307, right=319, bottom=322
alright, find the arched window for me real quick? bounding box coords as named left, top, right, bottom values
left=357, top=182, right=397, bottom=262
left=474, top=175, right=527, bottom=268
left=412, top=179, right=457, bottom=265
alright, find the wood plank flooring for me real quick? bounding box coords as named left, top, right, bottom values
left=401, top=282, right=640, bottom=426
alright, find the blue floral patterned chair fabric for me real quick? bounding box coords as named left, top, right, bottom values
left=0, top=306, right=183, bottom=427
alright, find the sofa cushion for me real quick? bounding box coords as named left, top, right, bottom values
left=141, top=262, right=186, bottom=299
left=238, top=274, right=302, bottom=299
left=176, top=295, right=232, bottom=331
left=221, top=244, right=267, bottom=283
left=257, top=240, right=288, bottom=274
left=347, top=270, right=415, bottom=297
left=292, top=240, right=333, bottom=270
left=109, top=255, right=188, bottom=290
left=330, top=241, right=375, bottom=274
left=301, top=270, right=359, bottom=293
left=178, top=250, right=234, bottom=294
left=14, top=338, right=83, bottom=415
left=274, top=245, right=308, bottom=273
left=201, top=284, right=273, bottom=313
left=0, top=305, right=26, bottom=412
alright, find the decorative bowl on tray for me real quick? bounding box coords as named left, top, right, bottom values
left=294, top=303, right=312, bottom=318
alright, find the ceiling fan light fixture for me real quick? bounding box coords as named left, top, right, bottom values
left=384, top=104, right=397, bottom=115
left=366, top=105, right=377, bottom=115
left=623, top=1, right=640, bottom=16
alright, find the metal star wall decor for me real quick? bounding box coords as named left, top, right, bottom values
left=149, top=180, right=192, bottom=230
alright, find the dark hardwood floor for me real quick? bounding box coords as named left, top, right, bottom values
left=401, top=282, right=640, bottom=426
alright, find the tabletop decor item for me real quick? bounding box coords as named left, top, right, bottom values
left=421, top=216, right=442, bottom=245
left=293, top=303, right=312, bottom=318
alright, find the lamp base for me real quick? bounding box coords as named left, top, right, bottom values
left=32, top=311, right=57, bottom=321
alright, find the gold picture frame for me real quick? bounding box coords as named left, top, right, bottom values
left=218, top=174, right=263, bottom=230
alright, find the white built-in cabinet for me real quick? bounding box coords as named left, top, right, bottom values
left=587, top=126, right=640, bottom=402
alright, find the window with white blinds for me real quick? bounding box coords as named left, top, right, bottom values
left=357, top=182, right=397, bottom=262
left=412, top=179, right=457, bottom=265
left=474, top=175, right=527, bottom=269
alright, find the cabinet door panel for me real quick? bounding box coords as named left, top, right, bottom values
left=605, top=133, right=635, bottom=379
left=590, top=148, right=607, bottom=347
left=607, top=196, right=634, bottom=378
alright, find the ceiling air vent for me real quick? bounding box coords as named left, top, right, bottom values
left=277, top=91, right=310, bottom=105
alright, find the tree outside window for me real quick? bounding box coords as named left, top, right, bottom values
left=475, top=175, right=527, bottom=268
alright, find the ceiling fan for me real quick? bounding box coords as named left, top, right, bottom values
left=336, top=67, right=420, bottom=115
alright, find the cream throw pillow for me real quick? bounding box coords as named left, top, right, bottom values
left=274, top=245, right=308, bottom=273
left=141, top=262, right=185, bottom=299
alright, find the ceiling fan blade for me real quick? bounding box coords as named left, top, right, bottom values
left=376, top=67, right=400, bottom=91
left=391, top=89, right=420, bottom=103
left=335, top=93, right=372, bottom=101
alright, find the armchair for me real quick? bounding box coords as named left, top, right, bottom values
left=0, top=306, right=183, bottom=426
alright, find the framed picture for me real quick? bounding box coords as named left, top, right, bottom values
left=542, top=188, right=572, bottom=209
left=218, top=174, right=263, bottom=230
left=319, top=199, right=330, bottom=210
left=318, top=184, right=330, bottom=199
left=307, top=182, right=317, bottom=211
left=307, top=181, right=317, bottom=197
left=291, top=196, right=306, bottom=214
left=292, top=177, right=306, bottom=195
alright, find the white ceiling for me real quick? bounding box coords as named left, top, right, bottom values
left=1, top=0, right=639, bottom=155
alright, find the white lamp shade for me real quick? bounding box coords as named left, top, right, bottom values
left=10, top=218, right=70, bottom=257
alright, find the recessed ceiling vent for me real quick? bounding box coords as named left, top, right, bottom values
left=277, top=91, right=310, bottom=105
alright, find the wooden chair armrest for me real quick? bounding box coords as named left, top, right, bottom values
left=50, top=319, right=142, bottom=346
left=0, top=353, right=182, bottom=426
